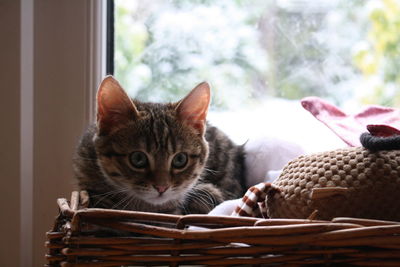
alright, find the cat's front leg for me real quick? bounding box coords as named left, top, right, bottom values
left=182, top=183, right=224, bottom=214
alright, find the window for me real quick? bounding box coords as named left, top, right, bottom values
left=113, top=0, right=400, bottom=111
left=111, top=0, right=400, bottom=150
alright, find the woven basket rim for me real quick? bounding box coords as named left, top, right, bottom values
left=45, top=191, right=400, bottom=266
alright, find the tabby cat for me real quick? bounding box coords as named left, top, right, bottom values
left=73, top=76, right=246, bottom=214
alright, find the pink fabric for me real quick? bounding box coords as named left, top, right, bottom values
left=301, top=96, right=400, bottom=147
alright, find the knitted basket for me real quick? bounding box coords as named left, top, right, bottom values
left=46, top=190, right=400, bottom=266
left=267, top=147, right=400, bottom=221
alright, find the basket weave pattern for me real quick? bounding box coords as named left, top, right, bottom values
left=46, top=191, right=400, bottom=266
left=268, top=147, right=400, bottom=221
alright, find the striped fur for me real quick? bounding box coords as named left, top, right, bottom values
left=73, top=83, right=245, bottom=215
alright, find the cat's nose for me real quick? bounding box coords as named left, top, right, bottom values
left=153, top=185, right=170, bottom=194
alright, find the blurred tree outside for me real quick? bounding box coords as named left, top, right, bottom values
left=114, top=0, right=400, bottom=109
left=115, top=0, right=269, bottom=109
left=353, top=0, right=400, bottom=107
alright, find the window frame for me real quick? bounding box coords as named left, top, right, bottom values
left=0, top=1, right=108, bottom=266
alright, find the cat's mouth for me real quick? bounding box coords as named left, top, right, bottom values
left=151, top=196, right=169, bottom=205
left=132, top=187, right=174, bottom=206
left=149, top=190, right=175, bottom=205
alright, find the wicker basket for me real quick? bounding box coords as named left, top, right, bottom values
left=46, top=191, right=400, bottom=266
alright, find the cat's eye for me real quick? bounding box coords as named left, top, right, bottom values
left=130, top=151, right=148, bottom=169
left=172, top=152, right=188, bottom=169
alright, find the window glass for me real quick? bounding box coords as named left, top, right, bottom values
left=114, top=0, right=400, bottom=110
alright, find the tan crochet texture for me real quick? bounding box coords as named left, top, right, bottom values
left=267, top=147, right=400, bottom=221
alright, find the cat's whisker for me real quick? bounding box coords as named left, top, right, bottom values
left=188, top=191, right=210, bottom=205
left=185, top=191, right=214, bottom=212
left=203, top=167, right=220, bottom=175
left=91, top=189, right=127, bottom=201
left=90, top=188, right=126, bottom=198
left=92, top=188, right=129, bottom=207
left=192, top=195, right=213, bottom=213
left=127, top=193, right=141, bottom=210
left=195, top=188, right=217, bottom=206
left=112, top=193, right=133, bottom=210
left=120, top=194, right=135, bottom=210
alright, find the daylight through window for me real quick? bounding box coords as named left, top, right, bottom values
left=114, top=0, right=400, bottom=110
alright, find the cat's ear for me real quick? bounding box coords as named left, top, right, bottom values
left=96, top=76, right=139, bottom=135
left=176, top=82, right=210, bottom=135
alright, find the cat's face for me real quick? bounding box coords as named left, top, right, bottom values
left=93, top=76, right=210, bottom=207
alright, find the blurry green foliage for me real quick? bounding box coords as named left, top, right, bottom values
left=115, top=0, right=268, bottom=109
left=353, top=0, right=400, bottom=106
left=115, top=0, right=400, bottom=109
